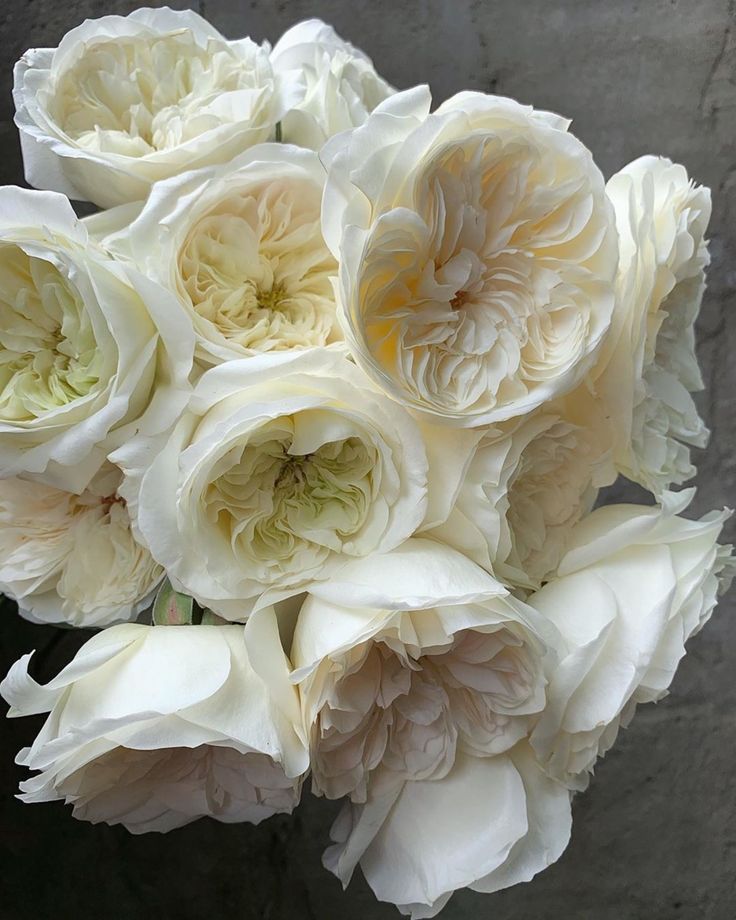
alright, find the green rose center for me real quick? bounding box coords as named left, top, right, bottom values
left=204, top=434, right=376, bottom=570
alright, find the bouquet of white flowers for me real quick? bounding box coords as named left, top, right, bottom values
left=1, top=8, right=732, bottom=917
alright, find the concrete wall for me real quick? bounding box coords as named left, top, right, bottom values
left=0, top=2, right=734, bottom=917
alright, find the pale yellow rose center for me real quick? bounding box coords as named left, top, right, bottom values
left=178, top=180, right=337, bottom=353
left=0, top=245, right=101, bottom=421
left=355, top=134, right=604, bottom=416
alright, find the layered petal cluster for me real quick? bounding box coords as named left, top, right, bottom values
left=289, top=541, right=553, bottom=801
left=0, top=187, right=193, bottom=492
left=0, top=620, right=308, bottom=833
left=322, top=87, right=617, bottom=426
left=0, top=463, right=162, bottom=628
left=103, top=144, right=338, bottom=366
left=424, top=409, right=607, bottom=590
left=271, top=19, right=395, bottom=150
left=530, top=492, right=734, bottom=789
left=599, top=156, right=711, bottom=494
left=115, top=349, right=429, bottom=618
left=14, top=8, right=296, bottom=207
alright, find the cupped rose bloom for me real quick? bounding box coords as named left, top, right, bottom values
left=114, top=349, right=429, bottom=619
left=529, top=490, right=734, bottom=790
left=0, top=463, right=162, bottom=628
left=1, top=619, right=308, bottom=833
left=14, top=8, right=296, bottom=207
left=423, top=406, right=609, bottom=591
left=281, top=540, right=555, bottom=803
left=324, top=743, right=571, bottom=919
left=103, top=145, right=339, bottom=367
left=270, top=19, right=395, bottom=150
left=321, top=86, right=617, bottom=427
left=598, top=156, right=711, bottom=495
left=0, top=187, right=193, bottom=492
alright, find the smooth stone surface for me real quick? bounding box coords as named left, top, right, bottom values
left=0, top=1, right=734, bottom=918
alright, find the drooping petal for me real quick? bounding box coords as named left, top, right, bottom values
left=323, top=746, right=570, bottom=918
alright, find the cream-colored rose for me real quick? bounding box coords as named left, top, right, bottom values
left=321, top=87, right=617, bottom=427
left=271, top=19, right=395, bottom=149
left=423, top=407, right=608, bottom=591
left=114, top=349, right=429, bottom=620
left=280, top=540, right=567, bottom=918
left=0, top=463, right=162, bottom=628
left=103, top=144, right=338, bottom=367
left=529, top=491, right=733, bottom=790
left=14, top=8, right=297, bottom=207
left=282, top=540, right=554, bottom=802
left=598, top=156, right=711, bottom=495
left=1, top=619, right=308, bottom=833
left=0, top=187, right=193, bottom=492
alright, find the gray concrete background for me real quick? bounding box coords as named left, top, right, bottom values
left=0, top=1, right=734, bottom=917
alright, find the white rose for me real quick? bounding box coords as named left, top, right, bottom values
left=103, top=144, right=339, bottom=367
left=271, top=19, right=395, bottom=149
left=598, top=156, right=711, bottom=494
left=283, top=539, right=555, bottom=802
left=324, top=743, right=571, bottom=919
left=423, top=407, right=608, bottom=591
left=529, top=491, right=733, bottom=790
left=0, top=463, right=162, bottom=628
left=0, top=187, right=193, bottom=492
left=321, top=87, right=617, bottom=426
left=243, top=539, right=567, bottom=917
left=115, top=349, right=429, bottom=619
left=14, top=8, right=297, bottom=207
left=1, top=619, right=308, bottom=833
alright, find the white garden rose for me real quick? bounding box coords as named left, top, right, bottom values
left=104, top=144, right=339, bottom=367
left=324, top=743, right=571, bottom=919
left=271, top=19, right=395, bottom=150
left=529, top=491, right=734, bottom=790
left=1, top=619, right=308, bottom=833
left=282, top=540, right=555, bottom=803
left=424, top=407, right=608, bottom=591
left=599, top=156, right=711, bottom=495
left=250, top=541, right=565, bottom=916
left=0, top=463, right=162, bottom=628
left=14, top=8, right=296, bottom=207
left=321, top=86, right=617, bottom=426
left=0, top=187, right=193, bottom=492
left=115, top=349, right=429, bottom=619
